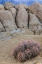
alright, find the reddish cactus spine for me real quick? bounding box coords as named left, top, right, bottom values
left=13, top=40, right=41, bottom=62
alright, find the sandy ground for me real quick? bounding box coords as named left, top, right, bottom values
left=0, top=33, right=42, bottom=64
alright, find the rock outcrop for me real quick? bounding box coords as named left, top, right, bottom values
left=0, top=2, right=42, bottom=35
left=0, top=10, right=17, bottom=31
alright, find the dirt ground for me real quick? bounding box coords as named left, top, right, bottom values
left=0, top=33, right=42, bottom=64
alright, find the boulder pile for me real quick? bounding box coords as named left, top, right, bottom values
left=0, top=2, right=42, bottom=35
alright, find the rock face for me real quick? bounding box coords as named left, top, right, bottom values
left=4, top=2, right=14, bottom=10
left=9, top=8, right=16, bottom=20
left=29, top=13, right=41, bottom=29
left=29, top=3, right=42, bottom=22
left=16, top=7, right=28, bottom=28
left=0, top=21, right=5, bottom=32
left=29, top=13, right=42, bottom=35
left=0, top=10, right=17, bottom=31
left=0, top=4, right=4, bottom=10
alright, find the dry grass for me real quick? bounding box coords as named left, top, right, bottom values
left=0, top=34, right=42, bottom=64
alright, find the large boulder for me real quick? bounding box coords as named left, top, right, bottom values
left=0, top=10, right=17, bottom=31
left=29, top=13, right=42, bottom=35
left=4, top=2, right=14, bottom=10
left=0, top=4, right=4, bottom=10
left=0, top=21, right=5, bottom=32
left=16, top=7, right=28, bottom=28
left=29, top=13, right=41, bottom=29
left=29, top=2, right=42, bottom=22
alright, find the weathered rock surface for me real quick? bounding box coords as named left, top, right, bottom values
left=0, top=10, right=17, bottom=31
left=29, top=13, right=41, bottom=29
left=29, top=13, right=42, bottom=35
left=9, top=8, right=16, bottom=20
left=4, top=2, right=14, bottom=10
left=29, top=3, right=42, bottom=22
left=16, top=7, right=28, bottom=28
left=0, top=4, right=4, bottom=10
left=15, top=4, right=28, bottom=9
left=0, top=21, right=5, bottom=32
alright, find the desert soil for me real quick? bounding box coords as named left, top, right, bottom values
left=0, top=33, right=42, bottom=64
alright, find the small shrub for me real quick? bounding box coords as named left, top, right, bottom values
left=13, top=40, right=41, bottom=62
